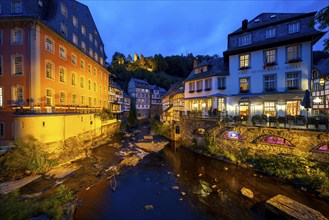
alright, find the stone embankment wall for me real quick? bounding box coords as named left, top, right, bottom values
left=43, top=120, right=121, bottom=165
left=179, top=118, right=329, bottom=163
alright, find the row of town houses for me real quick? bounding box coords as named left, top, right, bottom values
left=162, top=11, right=328, bottom=125
left=0, top=0, right=327, bottom=144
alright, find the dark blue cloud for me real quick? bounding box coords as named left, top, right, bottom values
left=81, top=0, right=328, bottom=62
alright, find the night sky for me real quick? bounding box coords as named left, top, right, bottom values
left=80, top=0, right=328, bottom=61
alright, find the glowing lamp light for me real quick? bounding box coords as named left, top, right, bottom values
left=319, top=78, right=325, bottom=86
left=313, top=97, right=322, bottom=104
left=201, top=103, right=206, bottom=107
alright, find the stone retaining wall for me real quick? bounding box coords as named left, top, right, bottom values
left=179, top=118, right=329, bottom=163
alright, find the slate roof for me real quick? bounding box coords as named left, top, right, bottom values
left=163, top=80, right=184, bottom=97
left=315, top=58, right=329, bottom=77
left=184, top=58, right=228, bottom=82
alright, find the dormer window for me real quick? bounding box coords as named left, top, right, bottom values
left=238, top=34, right=251, bottom=47
left=254, top=19, right=260, bottom=23
left=288, top=22, right=300, bottom=34
left=11, top=0, right=22, bottom=14
left=270, top=15, right=277, bottom=19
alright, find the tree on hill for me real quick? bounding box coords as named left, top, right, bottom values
left=313, top=6, right=329, bottom=51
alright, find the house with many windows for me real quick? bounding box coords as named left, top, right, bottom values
left=0, top=0, right=109, bottom=143
left=109, top=79, right=124, bottom=119
left=312, top=58, right=329, bottom=113
left=184, top=58, right=228, bottom=116
left=150, top=85, right=166, bottom=119
left=128, top=78, right=151, bottom=119
left=223, top=12, right=326, bottom=118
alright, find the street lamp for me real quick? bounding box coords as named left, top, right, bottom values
left=319, top=77, right=325, bottom=86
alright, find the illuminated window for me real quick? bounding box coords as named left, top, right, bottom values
left=71, top=53, right=77, bottom=65
left=264, top=49, right=276, bottom=64
left=286, top=101, right=299, bottom=116
left=10, top=55, right=23, bottom=76
left=11, top=28, right=23, bottom=44
left=45, top=60, right=54, bottom=79
left=73, top=16, right=78, bottom=28
left=60, top=2, right=67, bottom=18
left=239, top=78, right=249, bottom=93
left=59, top=45, right=67, bottom=59
left=81, top=25, right=86, bottom=36
left=59, top=92, right=66, bottom=105
left=239, top=101, right=249, bottom=116
left=0, top=87, right=3, bottom=107
left=286, top=72, right=300, bottom=89
left=286, top=45, right=301, bottom=62
left=45, top=36, right=54, bottom=53
left=100, top=57, right=104, bottom=65
left=94, top=53, right=98, bottom=62
left=264, top=101, right=276, bottom=116
left=89, top=48, right=93, bottom=57
left=73, top=34, right=78, bottom=45
left=11, top=85, right=23, bottom=104
left=11, top=0, right=22, bottom=13
left=264, top=74, right=276, bottom=91
left=239, top=54, right=250, bottom=69
left=59, top=67, right=66, bottom=83
left=288, top=22, right=300, bottom=34
left=218, top=98, right=226, bottom=112
left=46, top=89, right=53, bottom=106
left=238, top=34, right=251, bottom=46
left=266, top=27, right=276, bottom=38
left=60, top=23, right=67, bottom=37
left=71, top=72, right=77, bottom=86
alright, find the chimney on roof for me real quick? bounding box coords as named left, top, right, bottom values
left=193, top=58, right=199, bottom=69
left=242, top=19, right=248, bottom=30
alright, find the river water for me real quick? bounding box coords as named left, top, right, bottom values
left=74, top=140, right=329, bottom=220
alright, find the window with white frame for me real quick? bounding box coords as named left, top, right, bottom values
left=80, top=76, right=85, bottom=88
left=100, top=57, right=104, bottom=65
left=288, top=22, right=300, bottom=34
left=264, top=74, right=276, bottom=91
left=73, top=33, right=78, bottom=45
left=81, top=41, right=86, bottom=52
left=11, top=28, right=23, bottom=44
left=45, top=88, right=53, bottom=106
left=286, top=44, right=301, bottom=62
left=45, top=36, right=54, bottom=53
left=238, top=34, right=251, bottom=46
left=0, top=123, right=4, bottom=138
left=59, top=66, right=66, bottom=83
left=266, top=27, right=276, bottom=38
left=60, top=23, right=67, bottom=37
left=264, top=49, right=277, bottom=64
left=59, top=92, right=66, bottom=105
left=59, top=46, right=67, bottom=59
left=89, top=48, right=93, bottom=57
left=218, top=97, right=226, bottom=112
left=94, top=53, right=98, bottom=62
left=286, top=72, right=300, bottom=89
left=11, top=85, right=23, bottom=104
left=264, top=101, right=276, bottom=116
left=205, top=78, right=212, bottom=90
left=286, top=101, right=299, bottom=116
left=0, top=56, right=2, bottom=76
left=239, top=77, right=250, bottom=93
left=72, top=94, right=77, bottom=105
left=239, top=54, right=250, bottom=69
left=73, top=16, right=78, bottom=28
left=0, top=87, right=3, bottom=107
left=81, top=25, right=86, bottom=36
left=218, top=77, right=226, bottom=89
left=45, top=60, right=54, bottom=79
left=80, top=59, right=85, bottom=69
left=196, top=80, right=203, bottom=92
left=71, top=72, right=77, bottom=86
left=71, top=53, right=77, bottom=65
left=11, top=0, right=22, bottom=13
left=60, top=2, right=67, bottom=18
left=11, top=55, right=23, bottom=75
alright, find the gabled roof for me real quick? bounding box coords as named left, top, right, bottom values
left=315, top=58, right=329, bottom=77
left=163, top=79, right=184, bottom=97
left=185, top=58, right=228, bottom=82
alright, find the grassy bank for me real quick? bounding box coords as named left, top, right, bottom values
left=186, top=135, right=329, bottom=199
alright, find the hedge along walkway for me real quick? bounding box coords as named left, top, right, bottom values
left=0, top=175, right=42, bottom=194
